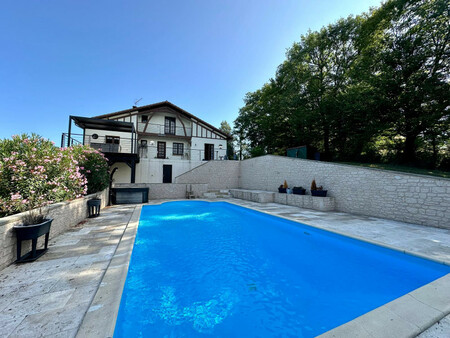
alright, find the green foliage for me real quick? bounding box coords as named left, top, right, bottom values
left=0, top=135, right=110, bottom=219
left=66, top=145, right=110, bottom=194
left=219, top=120, right=236, bottom=159
left=0, top=134, right=87, bottom=218
left=234, top=0, right=449, bottom=169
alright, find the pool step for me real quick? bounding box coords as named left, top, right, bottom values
left=203, top=189, right=231, bottom=199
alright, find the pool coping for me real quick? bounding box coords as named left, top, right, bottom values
left=76, top=205, right=142, bottom=338
left=77, top=200, right=450, bottom=337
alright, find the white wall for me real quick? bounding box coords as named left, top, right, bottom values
left=84, top=129, right=134, bottom=153
left=191, top=137, right=227, bottom=161
left=135, top=158, right=205, bottom=183
left=112, top=162, right=131, bottom=184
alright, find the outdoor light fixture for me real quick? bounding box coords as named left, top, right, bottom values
left=149, top=141, right=155, bottom=146
left=219, top=144, right=223, bottom=149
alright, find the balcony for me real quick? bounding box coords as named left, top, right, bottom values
left=137, top=122, right=192, bottom=138
left=61, top=133, right=138, bottom=155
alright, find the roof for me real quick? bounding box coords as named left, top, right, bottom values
left=92, top=101, right=231, bottom=140
left=71, top=116, right=134, bottom=133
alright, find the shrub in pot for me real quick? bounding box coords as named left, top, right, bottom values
left=292, top=186, right=306, bottom=195
left=14, top=208, right=52, bottom=263
left=278, top=180, right=288, bottom=193
left=310, top=179, right=328, bottom=197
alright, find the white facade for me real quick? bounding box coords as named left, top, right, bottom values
left=81, top=102, right=229, bottom=184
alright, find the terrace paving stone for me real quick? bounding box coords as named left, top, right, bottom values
left=1, top=199, right=449, bottom=337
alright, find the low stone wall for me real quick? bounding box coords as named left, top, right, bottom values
left=239, top=155, right=450, bottom=229
left=274, top=193, right=335, bottom=211
left=230, top=189, right=335, bottom=211
left=230, top=189, right=275, bottom=203
left=175, top=161, right=240, bottom=190
left=113, top=183, right=209, bottom=200
left=0, top=189, right=108, bottom=271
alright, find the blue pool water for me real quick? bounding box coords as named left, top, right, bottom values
left=115, top=201, right=450, bottom=337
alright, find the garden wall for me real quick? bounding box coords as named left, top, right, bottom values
left=0, top=189, right=108, bottom=271
left=113, top=183, right=209, bottom=199
left=239, top=155, right=450, bottom=229
left=175, top=161, right=240, bottom=190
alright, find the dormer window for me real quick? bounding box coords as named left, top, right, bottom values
left=164, top=117, right=176, bottom=135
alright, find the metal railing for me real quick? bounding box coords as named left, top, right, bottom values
left=61, top=133, right=138, bottom=154
left=139, top=145, right=223, bottom=161
left=136, top=122, right=192, bottom=137
left=61, top=133, right=228, bottom=160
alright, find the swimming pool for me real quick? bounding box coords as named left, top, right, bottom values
left=114, top=201, right=450, bottom=337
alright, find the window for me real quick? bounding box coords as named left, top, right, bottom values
left=157, top=141, right=166, bottom=158
left=173, top=142, right=184, bottom=155
left=141, top=115, right=148, bottom=123
left=164, top=117, right=176, bottom=135
left=106, top=136, right=120, bottom=144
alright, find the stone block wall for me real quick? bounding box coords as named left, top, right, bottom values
left=175, top=161, right=240, bottom=190
left=113, top=183, right=209, bottom=200
left=239, top=155, right=450, bottom=229
left=0, top=189, right=108, bottom=271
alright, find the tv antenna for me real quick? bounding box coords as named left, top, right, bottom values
left=134, top=98, right=143, bottom=106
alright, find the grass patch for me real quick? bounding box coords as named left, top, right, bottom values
left=337, top=162, right=450, bottom=179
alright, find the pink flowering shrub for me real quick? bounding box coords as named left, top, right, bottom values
left=65, top=145, right=109, bottom=195
left=0, top=134, right=89, bottom=217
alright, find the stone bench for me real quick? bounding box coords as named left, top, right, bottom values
left=229, top=189, right=275, bottom=203
left=230, top=189, right=335, bottom=211
left=274, top=193, right=335, bottom=211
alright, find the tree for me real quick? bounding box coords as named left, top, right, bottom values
left=363, top=0, right=450, bottom=164
left=219, top=120, right=236, bottom=159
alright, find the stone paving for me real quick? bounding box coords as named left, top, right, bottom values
left=0, top=199, right=449, bottom=337
left=0, top=205, right=136, bottom=337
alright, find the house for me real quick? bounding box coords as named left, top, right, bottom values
left=62, top=101, right=231, bottom=184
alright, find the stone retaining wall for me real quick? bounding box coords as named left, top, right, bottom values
left=175, top=161, right=240, bottom=189
left=113, top=183, right=209, bottom=200
left=239, top=155, right=450, bottom=229
left=0, top=189, right=108, bottom=271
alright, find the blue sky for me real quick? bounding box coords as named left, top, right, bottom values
left=0, top=0, right=383, bottom=144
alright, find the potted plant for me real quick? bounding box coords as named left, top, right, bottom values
left=310, top=179, right=328, bottom=197
left=278, top=180, right=288, bottom=193
left=292, top=186, right=306, bottom=195
left=14, top=207, right=52, bottom=263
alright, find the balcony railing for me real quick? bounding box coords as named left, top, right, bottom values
left=61, top=133, right=138, bottom=154
left=61, top=133, right=228, bottom=160
left=136, top=122, right=192, bottom=137
left=139, top=144, right=224, bottom=161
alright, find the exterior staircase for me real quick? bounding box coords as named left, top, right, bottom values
left=202, top=189, right=231, bottom=199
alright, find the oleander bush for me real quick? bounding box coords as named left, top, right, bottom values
left=67, top=145, right=109, bottom=194
left=0, top=134, right=108, bottom=218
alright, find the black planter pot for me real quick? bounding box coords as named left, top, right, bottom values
left=87, top=199, right=101, bottom=218
left=278, top=188, right=287, bottom=193
left=311, top=190, right=328, bottom=197
left=292, top=188, right=306, bottom=195
left=14, top=218, right=52, bottom=263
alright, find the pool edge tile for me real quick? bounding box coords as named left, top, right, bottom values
left=76, top=205, right=142, bottom=338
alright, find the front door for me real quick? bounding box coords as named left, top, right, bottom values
left=163, top=165, right=172, bottom=183
left=204, top=144, right=214, bottom=160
